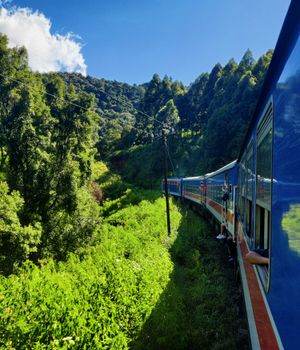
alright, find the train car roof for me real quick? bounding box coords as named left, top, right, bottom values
left=238, top=0, right=300, bottom=160
left=205, top=160, right=237, bottom=178
left=182, top=176, right=205, bottom=181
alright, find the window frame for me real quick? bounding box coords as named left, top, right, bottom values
left=254, top=98, right=274, bottom=292
left=238, top=154, right=246, bottom=225
left=245, top=140, right=254, bottom=243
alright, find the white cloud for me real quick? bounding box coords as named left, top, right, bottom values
left=0, top=7, right=87, bottom=75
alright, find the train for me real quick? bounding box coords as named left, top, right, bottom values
left=163, top=1, right=300, bottom=349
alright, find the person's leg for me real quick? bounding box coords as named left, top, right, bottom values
left=226, top=235, right=236, bottom=259
left=216, top=223, right=226, bottom=239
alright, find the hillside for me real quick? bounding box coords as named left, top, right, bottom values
left=61, top=49, right=272, bottom=180
left=60, top=72, right=145, bottom=115
left=0, top=32, right=267, bottom=349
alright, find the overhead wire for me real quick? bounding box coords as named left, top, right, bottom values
left=0, top=72, right=165, bottom=127
left=1, top=70, right=183, bottom=201
left=0, top=71, right=181, bottom=150
left=0, top=72, right=91, bottom=112
left=0, top=71, right=148, bottom=141
left=91, top=84, right=165, bottom=126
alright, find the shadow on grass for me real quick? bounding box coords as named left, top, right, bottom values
left=131, top=203, right=249, bottom=350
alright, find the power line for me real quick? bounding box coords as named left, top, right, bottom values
left=0, top=72, right=165, bottom=127
left=0, top=72, right=92, bottom=112
left=0, top=71, right=181, bottom=146
left=0, top=72, right=144, bottom=135
left=96, top=87, right=164, bottom=126
left=75, top=77, right=164, bottom=126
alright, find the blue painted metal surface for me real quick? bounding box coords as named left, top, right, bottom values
left=236, top=2, right=300, bottom=347
left=206, top=161, right=238, bottom=210
left=164, top=2, right=300, bottom=347
left=162, top=177, right=182, bottom=197
left=182, top=177, right=205, bottom=205
left=267, top=33, right=300, bottom=349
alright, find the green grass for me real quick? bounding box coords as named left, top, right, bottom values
left=0, top=166, right=244, bottom=349
left=132, top=205, right=240, bottom=350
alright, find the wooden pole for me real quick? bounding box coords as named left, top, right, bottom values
left=162, top=129, right=171, bottom=236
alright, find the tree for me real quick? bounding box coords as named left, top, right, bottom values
left=134, top=74, right=185, bottom=144
left=178, top=73, right=209, bottom=131
left=0, top=34, right=29, bottom=171
left=1, top=46, right=100, bottom=259
left=156, top=99, right=180, bottom=135
left=0, top=181, right=41, bottom=275
left=6, top=72, right=53, bottom=224
left=237, top=49, right=255, bottom=73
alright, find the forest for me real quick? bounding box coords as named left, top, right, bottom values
left=60, top=47, right=272, bottom=186
left=0, top=31, right=271, bottom=349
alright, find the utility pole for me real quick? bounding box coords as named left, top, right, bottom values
left=162, top=128, right=171, bottom=236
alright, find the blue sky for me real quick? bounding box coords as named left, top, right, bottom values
left=3, top=0, right=291, bottom=84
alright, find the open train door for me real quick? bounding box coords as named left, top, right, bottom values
left=221, top=173, right=229, bottom=229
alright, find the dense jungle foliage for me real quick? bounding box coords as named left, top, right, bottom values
left=0, top=30, right=269, bottom=348
left=61, top=48, right=272, bottom=182
left=0, top=163, right=246, bottom=349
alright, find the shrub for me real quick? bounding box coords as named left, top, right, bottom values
left=0, top=181, right=42, bottom=275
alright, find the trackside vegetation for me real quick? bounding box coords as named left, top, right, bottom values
left=0, top=167, right=243, bottom=349
left=0, top=30, right=260, bottom=349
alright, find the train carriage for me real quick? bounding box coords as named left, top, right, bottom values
left=182, top=176, right=206, bottom=206
left=205, top=160, right=238, bottom=236
left=236, top=1, right=300, bottom=348
left=162, top=2, right=300, bottom=348
left=162, top=177, right=182, bottom=197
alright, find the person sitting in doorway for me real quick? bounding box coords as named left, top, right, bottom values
left=216, top=187, right=229, bottom=240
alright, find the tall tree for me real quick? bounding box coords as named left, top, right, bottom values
left=0, top=36, right=100, bottom=259
left=134, top=74, right=185, bottom=143
left=0, top=34, right=29, bottom=171
left=156, top=99, right=180, bottom=135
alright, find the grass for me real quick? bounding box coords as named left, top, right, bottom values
left=132, top=204, right=245, bottom=350
left=0, top=164, right=247, bottom=349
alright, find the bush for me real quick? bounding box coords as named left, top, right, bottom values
left=0, top=191, right=180, bottom=349
left=43, top=187, right=101, bottom=261
left=0, top=170, right=240, bottom=349
left=0, top=181, right=42, bottom=275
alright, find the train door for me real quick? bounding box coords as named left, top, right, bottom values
left=200, top=179, right=207, bottom=206
left=246, top=141, right=254, bottom=245
left=222, top=173, right=229, bottom=227
left=233, top=185, right=238, bottom=239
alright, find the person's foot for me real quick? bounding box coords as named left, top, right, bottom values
left=216, top=233, right=226, bottom=239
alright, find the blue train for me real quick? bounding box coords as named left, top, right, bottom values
left=163, top=1, right=300, bottom=349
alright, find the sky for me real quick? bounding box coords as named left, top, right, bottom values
left=0, top=0, right=291, bottom=85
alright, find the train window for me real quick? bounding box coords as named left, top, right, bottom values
left=246, top=199, right=252, bottom=237
left=238, top=155, right=246, bottom=224
left=246, top=142, right=254, bottom=239
left=238, top=166, right=243, bottom=215
left=255, top=102, right=273, bottom=290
